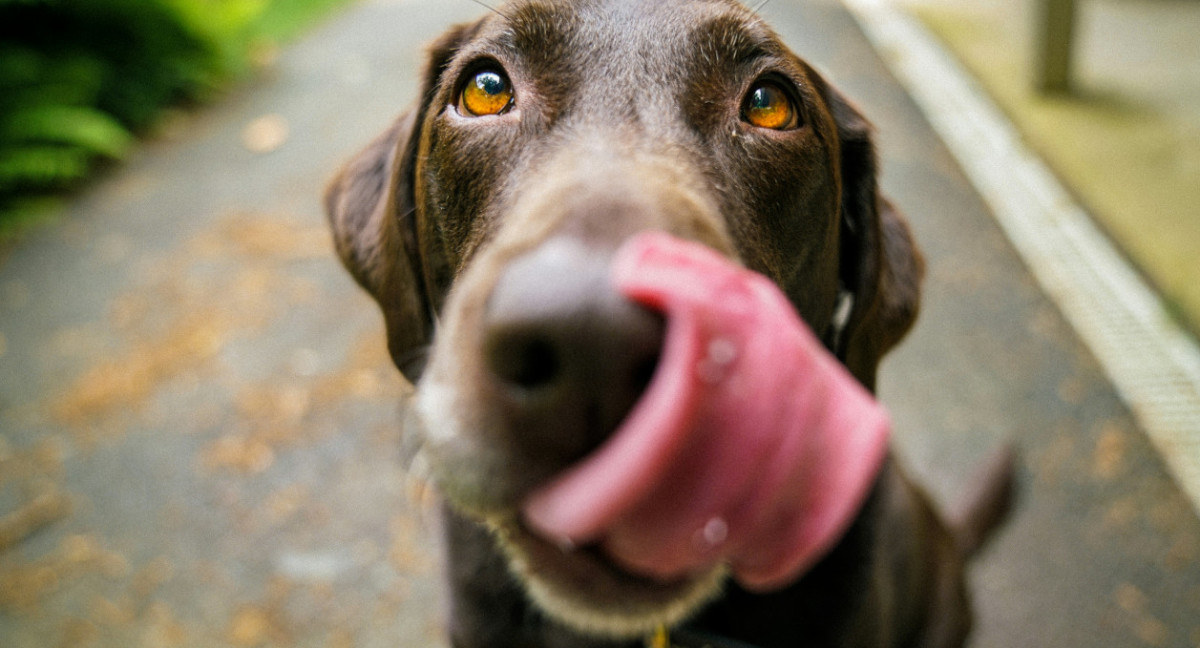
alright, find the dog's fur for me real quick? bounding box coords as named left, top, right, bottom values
left=325, top=1, right=1013, bottom=646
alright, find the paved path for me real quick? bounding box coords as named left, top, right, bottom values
left=1, top=1, right=1198, bottom=646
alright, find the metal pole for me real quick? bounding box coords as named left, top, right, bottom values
left=1037, top=0, right=1077, bottom=94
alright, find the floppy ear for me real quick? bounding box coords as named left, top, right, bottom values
left=324, top=23, right=479, bottom=383
left=825, top=89, right=925, bottom=392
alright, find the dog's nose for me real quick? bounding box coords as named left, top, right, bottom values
left=483, top=237, right=664, bottom=466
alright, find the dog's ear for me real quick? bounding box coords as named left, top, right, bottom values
left=824, top=88, right=925, bottom=392
left=324, top=23, right=480, bottom=383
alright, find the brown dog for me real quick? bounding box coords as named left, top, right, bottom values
left=325, top=1, right=1012, bottom=646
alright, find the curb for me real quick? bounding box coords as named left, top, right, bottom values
left=842, top=0, right=1200, bottom=514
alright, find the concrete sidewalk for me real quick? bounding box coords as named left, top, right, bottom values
left=1, top=0, right=1199, bottom=646
left=896, top=0, right=1200, bottom=335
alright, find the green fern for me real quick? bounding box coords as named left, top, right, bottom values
left=0, top=146, right=91, bottom=190
left=0, top=0, right=346, bottom=232
left=0, top=0, right=222, bottom=222
left=1, top=105, right=133, bottom=159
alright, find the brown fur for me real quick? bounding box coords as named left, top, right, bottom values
left=324, top=1, right=1012, bottom=646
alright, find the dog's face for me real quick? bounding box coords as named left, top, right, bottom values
left=415, top=0, right=845, bottom=317
left=326, top=0, right=921, bottom=639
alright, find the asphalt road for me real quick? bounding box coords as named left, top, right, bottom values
left=1, top=0, right=1198, bottom=646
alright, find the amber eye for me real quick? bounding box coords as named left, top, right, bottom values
left=742, top=82, right=799, bottom=130
left=460, top=69, right=514, bottom=117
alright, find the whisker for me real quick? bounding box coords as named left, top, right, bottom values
left=402, top=449, right=445, bottom=532
left=465, top=0, right=513, bottom=20
left=405, top=450, right=432, bottom=500
left=751, top=0, right=773, bottom=13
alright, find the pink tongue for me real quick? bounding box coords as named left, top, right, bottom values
left=522, top=232, right=890, bottom=591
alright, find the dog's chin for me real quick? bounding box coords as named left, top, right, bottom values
left=482, top=515, right=727, bottom=639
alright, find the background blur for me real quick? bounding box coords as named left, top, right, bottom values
left=899, top=0, right=1200, bottom=343
left=0, top=0, right=348, bottom=234
left=2, top=0, right=1197, bottom=335
left=1, top=0, right=1198, bottom=646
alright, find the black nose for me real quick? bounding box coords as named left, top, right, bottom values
left=482, top=237, right=665, bottom=467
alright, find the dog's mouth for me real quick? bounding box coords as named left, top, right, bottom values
left=519, top=233, right=889, bottom=591
left=420, top=232, right=889, bottom=637
left=483, top=514, right=728, bottom=639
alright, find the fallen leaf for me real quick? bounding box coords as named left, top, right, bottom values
left=202, top=435, right=275, bottom=474
left=228, top=605, right=272, bottom=646
left=1115, top=582, right=1148, bottom=614
left=1091, top=423, right=1128, bottom=481
left=0, top=489, right=72, bottom=551
left=242, top=114, right=289, bottom=154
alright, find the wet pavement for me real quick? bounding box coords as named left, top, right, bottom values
left=1, top=0, right=1199, bottom=646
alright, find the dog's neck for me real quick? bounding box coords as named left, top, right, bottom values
left=663, top=627, right=765, bottom=648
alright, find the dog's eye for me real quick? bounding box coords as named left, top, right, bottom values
left=460, top=69, right=514, bottom=117
left=742, top=82, right=799, bottom=131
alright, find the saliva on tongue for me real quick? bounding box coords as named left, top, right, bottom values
left=523, top=231, right=890, bottom=592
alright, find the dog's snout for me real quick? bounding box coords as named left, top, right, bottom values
left=482, top=238, right=664, bottom=465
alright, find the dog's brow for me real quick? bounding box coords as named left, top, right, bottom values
left=691, top=15, right=774, bottom=68
left=497, top=1, right=576, bottom=59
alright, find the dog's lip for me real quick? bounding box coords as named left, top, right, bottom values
left=520, top=232, right=892, bottom=591
left=499, top=516, right=700, bottom=590
left=482, top=512, right=729, bottom=638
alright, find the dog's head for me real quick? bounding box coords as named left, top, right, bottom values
left=326, top=0, right=922, bottom=638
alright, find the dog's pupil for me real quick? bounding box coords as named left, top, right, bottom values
left=476, top=71, right=506, bottom=96
left=461, top=69, right=513, bottom=116
left=743, top=83, right=795, bottom=130
left=750, top=87, right=775, bottom=110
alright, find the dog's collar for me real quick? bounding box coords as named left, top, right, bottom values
left=825, top=286, right=856, bottom=357
left=648, top=627, right=764, bottom=648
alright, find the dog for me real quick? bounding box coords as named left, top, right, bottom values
left=324, top=1, right=1014, bottom=646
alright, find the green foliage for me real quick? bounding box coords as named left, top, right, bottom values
left=253, top=0, right=353, bottom=43
left=3, top=105, right=133, bottom=159
left=0, top=0, right=251, bottom=226
left=0, top=0, right=354, bottom=233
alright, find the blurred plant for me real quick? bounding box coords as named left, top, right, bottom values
left=0, top=0, right=316, bottom=234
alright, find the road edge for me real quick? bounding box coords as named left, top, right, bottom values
left=842, top=0, right=1200, bottom=514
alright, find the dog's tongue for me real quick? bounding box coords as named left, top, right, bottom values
left=522, top=232, right=890, bottom=591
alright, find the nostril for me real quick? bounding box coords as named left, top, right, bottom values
left=632, top=352, right=660, bottom=395
left=479, top=236, right=667, bottom=467
left=487, top=331, right=561, bottom=391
